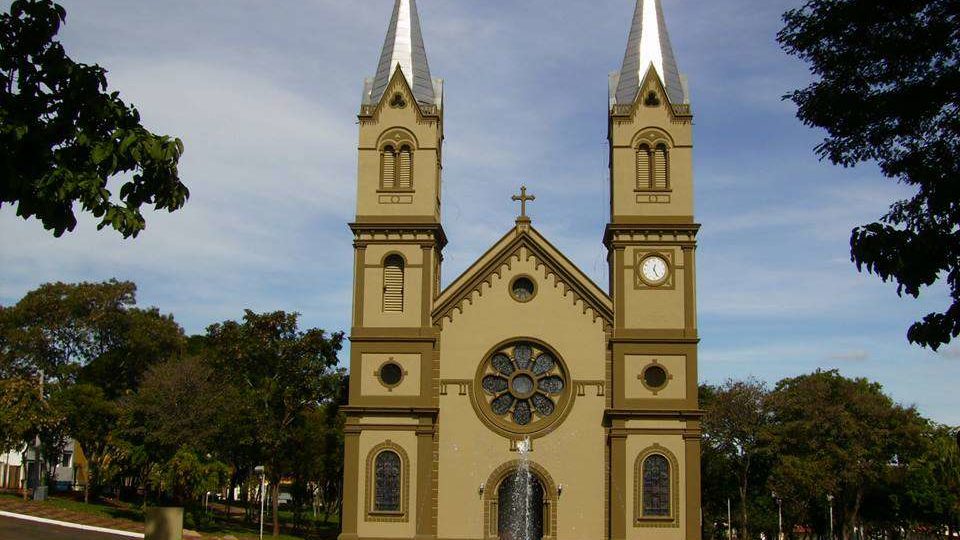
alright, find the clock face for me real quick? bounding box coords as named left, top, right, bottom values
left=641, top=255, right=669, bottom=284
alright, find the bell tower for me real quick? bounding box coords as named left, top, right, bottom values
left=604, top=1, right=701, bottom=539
left=342, top=1, right=443, bottom=539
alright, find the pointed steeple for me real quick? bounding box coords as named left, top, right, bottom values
left=613, top=0, right=686, bottom=106
left=366, top=0, right=438, bottom=108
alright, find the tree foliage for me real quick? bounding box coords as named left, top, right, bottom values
left=206, top=310, right=344, bottom=536
left=0, top=279, right=184, bottom=390
left=52, top=383, right=117, bottom=502
left=0, top=0, right=189, bottom=238
left=0, top=375, right=58, bottom=454
left=766, top=370, right=927, bottom=540
left=0, top=280, right=183, bottom=500
left=701, top=379, right=771, bottom=540
left=778, top=0, right=960, bottom=349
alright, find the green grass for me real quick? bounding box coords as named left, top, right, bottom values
left=1, top=493, right=336, bottom=539
left=44, top=495, right=145, bottom=522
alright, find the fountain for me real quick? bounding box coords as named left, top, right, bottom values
left=498, top=437, right=544, bottom=540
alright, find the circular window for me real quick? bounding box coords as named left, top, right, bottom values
left=509, top=276, right=536, bottom=302
left=642, top=364, right=668, bottom=390
left=474, top=339, right=571, bottom=437
left=378, top=362, right=404, bottom=387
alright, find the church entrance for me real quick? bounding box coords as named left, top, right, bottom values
left=497, top=469, right=545, bottom=540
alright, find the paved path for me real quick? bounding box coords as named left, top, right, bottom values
left=0, top=515, right=131, bottom=539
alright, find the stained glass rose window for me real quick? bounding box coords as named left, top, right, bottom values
left=476, top=341, right=569, bottom=432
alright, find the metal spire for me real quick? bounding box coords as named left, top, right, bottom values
left=614, top=0, right=687, bottom=106
left=367, top=0, right=438, bottom=108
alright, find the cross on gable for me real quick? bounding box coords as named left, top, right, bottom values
left=511, top=185, right=536, bottom=222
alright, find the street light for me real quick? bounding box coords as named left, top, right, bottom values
left=826, top=495, right=834, bottom=540
left=727, top=498, right=733, bottom=540
left=254, top=465, right=266, bottom=540
left=771, top=491, right=783, bottom=540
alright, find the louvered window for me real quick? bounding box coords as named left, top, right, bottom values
left=636, top=144, right=651, bottom=189
left=652, top=144, right=669, bottom=190
left=381, top=146, right=397, bottom=189
left=383, top=254, right=404, bottom=312
left=398, top=146, right=413, bottom=189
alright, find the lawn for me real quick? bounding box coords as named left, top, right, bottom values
left=41, top=494, right=145, bottom=522
left=0, top=492, right=337, bottom=539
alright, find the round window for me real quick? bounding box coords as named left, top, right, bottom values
left=379, top=362, right=403, bottom=387
left=474, top=339, right=571, bottom=437
left=642, top=364, right=668, bottom=390
left=510, top=276, right=536, bottom=302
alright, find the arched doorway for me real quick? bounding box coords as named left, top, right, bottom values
left=497, top=468, right=544, bottom=540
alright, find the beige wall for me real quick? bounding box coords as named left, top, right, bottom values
left=438, top=250, right=608, bottom=539
left=356, top=431, right=419, bottom=539
left=356, top=74, right=442, bottom=222
left=360, top=353, right=422, bottom=397
left=609, top=74, right=694, bottom=223
left=362, top=244, right=425, bottom=329
left=624, top=433, right=686, bottom=540
left=621, top=246, right=687, bottom=330
left=623, top=355, right=686, bottom=400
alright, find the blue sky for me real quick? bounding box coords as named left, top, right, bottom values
left=1, top=0, right=957, bottom=424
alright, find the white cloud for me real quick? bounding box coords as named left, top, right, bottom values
left=827, top=350, right=870, bottom=362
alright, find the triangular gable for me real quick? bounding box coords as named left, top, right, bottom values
left=612, top=64, right=691, bottom=120
left=362, top=67, right=439, bottom=122
left=433, top=225, right=613, bottom=330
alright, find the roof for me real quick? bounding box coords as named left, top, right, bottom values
left=366, top=0, right=439, bottom=108
left=433, top=224, right=612, bottom=330
left=613, top=0, right=687, bottom=106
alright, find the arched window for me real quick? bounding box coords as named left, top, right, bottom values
left=642, top=454, right=670, bottom=517
left=398, top=145, right=413, bottom=189
left=382, top=254, right=404, bottom=312
left=381, top=145, right=397, bottom=189
left=636, top=144, right=651, bottom=190
left=373, top=450, right=401, bottom=512
left=365, top=442, right=409, bottom=522
left=652, top=143, right=669, bottom=190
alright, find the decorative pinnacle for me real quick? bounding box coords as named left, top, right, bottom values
left=512, top=185, right=536, bottom=223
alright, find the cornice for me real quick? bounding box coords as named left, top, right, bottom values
left=603, top=222, right=700, bottom=248
left=349, top=221, right=447, bottom=249
left=604, top=408, right=704, bottom=422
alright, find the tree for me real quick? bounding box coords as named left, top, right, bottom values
left=206, top=310, right=344, bottom=537
left=0, top=376, right=55, bottom=454
left=766, top=370, right=927, bottom=540
left=0, top=280, right=184, bottom=389
left=778, top=0, right=960, bottom=349
left=0, top=280, right=184, bottom=500
left=701, top=379, right=772, bottom=540
left=0, top=0, right=188, bottom=238
left=901, top=424, right=960, bottom=537
left=52, top=383, right=117, bottom=502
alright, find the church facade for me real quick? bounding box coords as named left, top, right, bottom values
left=340, top=1, right=701, bottom=539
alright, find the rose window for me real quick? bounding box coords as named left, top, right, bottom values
left=477, top=341, right=568, bottom=431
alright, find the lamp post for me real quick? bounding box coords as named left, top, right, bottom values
left=772, top=491, right=783, bottom=540
left=727, top=497, right=733, bottom=540
left=254, top=466, right=265, bottom=540
left=826, top=495, right=834, bottom=540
